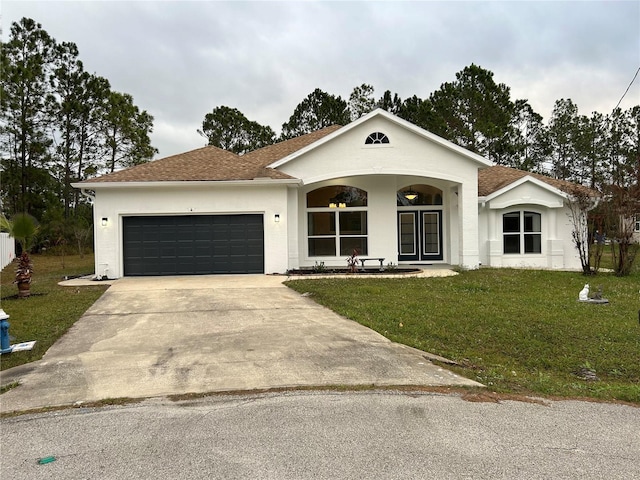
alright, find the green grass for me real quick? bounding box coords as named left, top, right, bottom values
left=286, top=268, right=640, bottom=403
left=592, top=243, right=639, bottom=274
left=0, top=254, right=107, bottom=371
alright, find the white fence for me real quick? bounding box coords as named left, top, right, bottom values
left=1, top=232, right=16, bottom=271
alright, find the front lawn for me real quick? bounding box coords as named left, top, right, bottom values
left=0, top=254, right=107, bottom=371
left=286, top=268, right=640, bottom=403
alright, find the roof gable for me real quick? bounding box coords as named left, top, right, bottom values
left=479, top=165, right=598, bottom=197
left=484, top=176, right=567, bottom=209
left=268, top=108, right=492, bottom=169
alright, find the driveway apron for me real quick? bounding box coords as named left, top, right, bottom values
left=1, top=275, right=479, bottom=412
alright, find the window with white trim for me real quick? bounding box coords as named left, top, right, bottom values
left=307, top=186, right=368, bottom=256
left=503, top=211, right=542, bottom=254
left=635, top=215, right=640, bottom=232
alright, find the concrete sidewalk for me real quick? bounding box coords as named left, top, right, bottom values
left=1, top=274, right=479, bottom=413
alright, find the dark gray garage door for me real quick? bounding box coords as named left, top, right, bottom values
left=123, top=215, right=264, bottom=276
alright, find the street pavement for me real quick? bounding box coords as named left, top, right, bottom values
left=2, top=390, right=638, bottom=479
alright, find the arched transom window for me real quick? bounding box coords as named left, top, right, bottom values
left=306, top=186, right=368, bottom=257
left=365, top=132, right=389, bottom=145
left=307, top=185, right=368, bottom=208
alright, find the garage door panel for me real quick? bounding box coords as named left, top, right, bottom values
left=193, top=230, right=210, bottom=241
left=123, top=215, right=264, bottom=276
left=192, top=245, right=211, bottom=257
left=143, top=244, right=160, bottom=257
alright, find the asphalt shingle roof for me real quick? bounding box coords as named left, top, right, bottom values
left=80, top=126, right=342, bottom=183
left=478, top=165, right=597, bottom=197
left=242, top=125, right=342, bottom=167
left=80, top=126, right=595, bottom=199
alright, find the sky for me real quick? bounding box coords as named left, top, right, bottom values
left=2, top=1, right=639, bottom=160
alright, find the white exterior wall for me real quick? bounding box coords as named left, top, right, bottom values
left=478, top=181, right=582, bottom=270
left=92, top=183, right=290, bottom=278
left=286, top=186, right=301, bottom=270
left=279, top=117, right=483, bottom=269
left=557, top=205, right=582, bottom=270
left=457, top=180, right=480, bottom=269
left=279, top=117, right=480, bottom=186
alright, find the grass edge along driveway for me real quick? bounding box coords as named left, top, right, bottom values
left=0, top=254, right=108, bottom=372
left=286, top=268, right=640, bottom=404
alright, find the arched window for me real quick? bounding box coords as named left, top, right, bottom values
left=503, top=211, right=541, bottom=254
left=397, top=185, right=443, bottom=206
left=307, top=186, right=367, bottom=208
left=365, top=132, right=389, bottom=145
left=307, top=186, right=368, bottom=257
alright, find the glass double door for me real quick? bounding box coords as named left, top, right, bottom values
left=398, top=211, right=443, bottom=262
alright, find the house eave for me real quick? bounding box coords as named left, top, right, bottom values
left=72, top=178, right=303, bottom=189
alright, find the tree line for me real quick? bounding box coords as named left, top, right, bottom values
left=1, top=18, right=156, bottom=251
left=201, top=66, right=639, bottom=194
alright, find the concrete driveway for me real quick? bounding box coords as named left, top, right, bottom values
left=1, top=275, right=479, bottom=413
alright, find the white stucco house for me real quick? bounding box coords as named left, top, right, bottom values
left=74, top=109, right=592, bottom=278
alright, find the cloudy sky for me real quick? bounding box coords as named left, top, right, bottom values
left=2, top=1, right=639, bottom=159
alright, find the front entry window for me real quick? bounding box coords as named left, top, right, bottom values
left=399, top=213, right=416, bottom=255
left=307, top=186, right=368, bottom=257
left=397, top=184, right=444, bottom=262
left=397, top=211, right=443, bottom=261
left=503, top=211, right=542, bottom=254
left=423, top=213, right=440, bottom=255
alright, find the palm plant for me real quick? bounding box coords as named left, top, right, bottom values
left=14, top=252, right=34, bottom=297
left=0, top=213, right=40, bottom=298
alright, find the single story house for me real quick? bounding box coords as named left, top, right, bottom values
left=75, top=109, right=592, bottom=278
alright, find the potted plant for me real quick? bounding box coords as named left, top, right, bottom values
left=346, top=249, right=359, bottom=273
left=0, top=213, right=39, bottom=298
